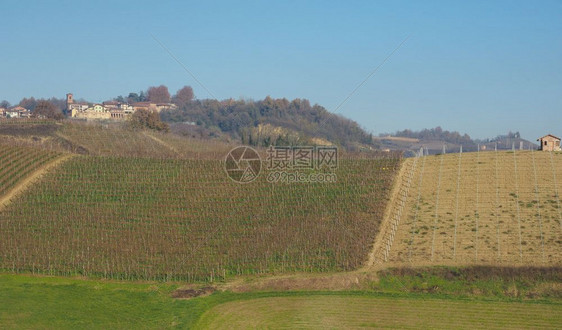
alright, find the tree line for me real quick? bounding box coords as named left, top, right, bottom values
left=2, top=97, right=66, bottom=120
left=115, top=85, right=194, bottom=108
left=388, top=126, right=473, bottom=145
left=6, top=85, right=375, bottom=149
left=161, top=95, right=374, bottom=149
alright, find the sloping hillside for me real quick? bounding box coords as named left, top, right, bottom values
left=0, top=144, right=65, bottom=207
left=0, top=121, right=236, bottom=159
left=374, top=150, right=562, bottom=266
left=0, top=154, right=400, bottom=281
left=57, top=123, right=235, bottom=159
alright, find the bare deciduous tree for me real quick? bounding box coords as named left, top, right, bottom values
left=130, top=109, right=169, bottom=132
left=172, top=86, right=194, bottom=108
left=33, top=100, right=64, bottom=120
left=19, top=97, right=37, bottom=110
left=147, top=85, right=171, bottom=104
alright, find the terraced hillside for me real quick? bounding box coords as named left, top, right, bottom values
left=376, top=150, right=562, bottom=266
left=0, top=154, right=400, bottom=281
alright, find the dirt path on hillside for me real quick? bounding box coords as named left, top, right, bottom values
left=54, top=132, right=90, bottom=154
left=362, top=158, right=411, bottom=270
left=142, top=131, right=180, bottom=155
left=218, top=271, right=379, bottom=293
left=217, top=161, right=412, bottom=293
left=0, top=154, right=74, bottom=211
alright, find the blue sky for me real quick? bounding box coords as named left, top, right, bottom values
left=1, top=0, right=561, bottom=139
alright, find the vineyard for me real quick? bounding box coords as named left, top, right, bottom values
left=0, top=121, right=235, bottom=159
left=0, top=144, right=62, bottom=204
left=0, top=151, right=400, bottom=281
left=57, top=123, right=234, bottom=159
left=377, top=150, right=562, bottom=266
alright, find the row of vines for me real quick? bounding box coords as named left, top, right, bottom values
left=0, top=153, right=400, bottom=281
left=0, top=144, right=61, bottom=198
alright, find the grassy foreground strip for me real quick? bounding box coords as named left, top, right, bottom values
left=196, top=295, right=562, bottom=329
left=2, top=273, right=561, bottom=329
left=374, top=266, right=562, bottom=298
left=0, top=274, right=196, bottom=328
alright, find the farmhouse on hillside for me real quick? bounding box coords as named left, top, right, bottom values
left=2, top=106, right=31, bottom=119
left=537, top=134, right=561, bottom=151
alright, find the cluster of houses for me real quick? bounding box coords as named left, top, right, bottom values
left=0, top=106, right=32, bottom=119
left=66, top=93, right=177, bottom=120
left=0, top=93, right=178, bottom=121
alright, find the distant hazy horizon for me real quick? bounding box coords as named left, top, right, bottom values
left=1, top=0, right=560, bottom=140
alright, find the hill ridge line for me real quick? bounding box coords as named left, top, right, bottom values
left=0, top=154, right=74, bottom=211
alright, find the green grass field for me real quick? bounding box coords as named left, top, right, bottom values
left=0, top=274, right=194, bottom=329
left=2, top=273, right=560, bottom=329
left=196, top=295, right=562, bottom=329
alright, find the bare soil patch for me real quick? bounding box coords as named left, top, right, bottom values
left=171, top=286, right=216, bottom=299
left=222, top=271, right=376, bottom=293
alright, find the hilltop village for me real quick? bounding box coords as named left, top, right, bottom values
left=0, top=86, right=181, bottom=121
left=0, top=89, right=558, bottom=154
left=65, top=93, right=177, bottom=120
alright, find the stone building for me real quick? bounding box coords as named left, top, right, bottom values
left=537, top=134, right=561, bottom=151
left=65, top=92, right=175, bottom=120
left=66, top=93, right=89, bottom=115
